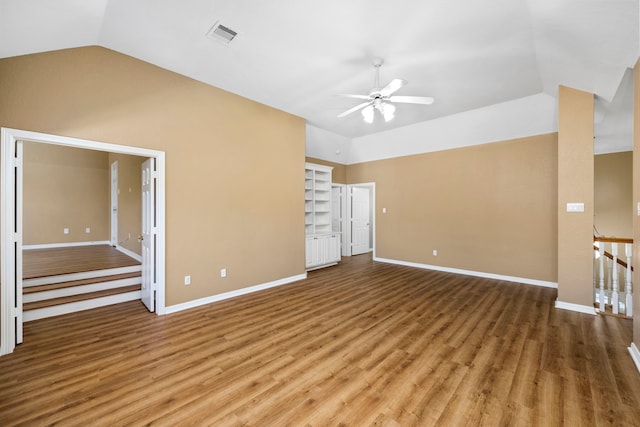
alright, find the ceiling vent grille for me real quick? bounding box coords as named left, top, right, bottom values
left=206, top=22, right=238, bottom=45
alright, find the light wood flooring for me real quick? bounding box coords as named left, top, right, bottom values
left=1, top=254, right=640, bottom=426
left=23, top=245, right=141, bottom=279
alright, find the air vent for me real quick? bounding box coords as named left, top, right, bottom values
left=206, top=21, right=238, bottom=45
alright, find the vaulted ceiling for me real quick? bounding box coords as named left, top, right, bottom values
left=1, top=0, right=638, bottom=150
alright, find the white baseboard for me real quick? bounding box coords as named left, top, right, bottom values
left=374, top=257, right=558, bottom=288
left=629, top=343, right=640, bottom=375
left=165, top=273, right=307, bottom=314
left=115, top=244, right=142, bottom=262
left=23, top=241, right=111, bottom=250
left=554, top=300, right=597, bottom=315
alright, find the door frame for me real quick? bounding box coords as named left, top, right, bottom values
left=346, top=182, right=376, bottom=258
left=1, top=127, right=167, bottom=356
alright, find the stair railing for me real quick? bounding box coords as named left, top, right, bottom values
left=593, top=236, right=633, bottom=317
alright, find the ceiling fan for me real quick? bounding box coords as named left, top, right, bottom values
left=337, top=58, right=434, bottom=123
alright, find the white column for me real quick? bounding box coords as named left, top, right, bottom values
left=599, top=243, right=606, bottom=312
left=625, top=243, right=633, bottom=317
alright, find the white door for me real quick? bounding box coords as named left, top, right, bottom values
left=110, top=161, right=118, bottom=246
left=351, top=187, right=370, bottom=255
left=332, top=184, right=348, bottom=256
left=14, top=141, right=24, bottom=344
left=141, top=158, right=156, bottom=312
left=331, top=187, right=341, bottom=233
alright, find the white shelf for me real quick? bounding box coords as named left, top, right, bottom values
left=304, top=162, right=340, bottom=270
left=304, top=163, right=334, bottom=237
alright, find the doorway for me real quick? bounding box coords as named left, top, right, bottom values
left=1, top=128, right=166, bottom=356
left=346, top=183, right=375, bottom=257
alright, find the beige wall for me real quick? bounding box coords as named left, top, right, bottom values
left=346, top=134, right=558, bottom=282
left=108, top=153, right=146, bottom=256
left=594, top=151, right=632, bottom=238
left=633, top=60, right=640, bottom=346
left=305, top=157, right=346, bottom=184
left=557, top=85, right=594, bottom=308
left=23, top=142, right=109, bottom=245
left=0, top=46, right=306, bottom=307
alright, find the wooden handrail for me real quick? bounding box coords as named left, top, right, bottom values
left=594, top=236, right=633, bottom=244
left=593, top=245, right=633, bottom=272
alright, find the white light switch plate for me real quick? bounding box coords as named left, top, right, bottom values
left=566, top=203, right=584, bottom=213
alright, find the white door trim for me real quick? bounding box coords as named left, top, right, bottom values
left=0, top=127, right=167, bottom=356
left=346, top=182, right=376, bottom=258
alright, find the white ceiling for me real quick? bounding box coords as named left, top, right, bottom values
left=0, top=0, right=638, bottom=148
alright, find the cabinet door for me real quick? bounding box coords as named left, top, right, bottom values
left=328, top=234, right=341, bottom=262
left=316, top=235, right=328, bottom=266
left=305, top=237, right=316, bottom=268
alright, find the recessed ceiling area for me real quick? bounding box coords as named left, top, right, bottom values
left=0, top=0, right=638, bottom=154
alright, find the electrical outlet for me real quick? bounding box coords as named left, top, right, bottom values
left=85, top=227, right=91, bottom=233
left=63, top=228, right=69, bottom=235
left=433, top=250, right=438, bottom=256
left=221, top=268, right=227, bottom=278
left=184, top=275, right=191, bottom=285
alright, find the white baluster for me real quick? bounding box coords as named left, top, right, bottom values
left=611, top=243, right=619, bottom=315
left=625, top=243, right=633, bottom=317
left=599, top=243, right=606, bottom=312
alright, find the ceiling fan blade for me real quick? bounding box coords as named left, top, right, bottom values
left=389, top=95, right=434, bottom=105
left=337, top=101, right=373, bottom=118
left=339, top=94, right=371, bottom=100
left=379, top=78, right=406, bottom=97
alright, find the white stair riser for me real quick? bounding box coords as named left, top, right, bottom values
left=24, top=277, right=141, bottom=303
left=24, top=266, right=142, bottom=287
left=23, top=291, right=142, bottom=322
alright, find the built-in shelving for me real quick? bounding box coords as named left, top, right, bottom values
left=305, top=163, right=334, bottom=236
left=305, top=162, right=340, bottom=269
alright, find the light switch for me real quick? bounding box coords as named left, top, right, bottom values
left=566, top=203, right=584, bottom=213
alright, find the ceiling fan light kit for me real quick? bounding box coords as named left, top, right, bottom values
left=338, top=58, right=434, bottom=124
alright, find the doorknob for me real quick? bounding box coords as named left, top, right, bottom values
left=138, top=235, right=144, bottom=242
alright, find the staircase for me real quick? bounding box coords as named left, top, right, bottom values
left=23, top=265, right=142, bottom=322
left=593, top=236, right=633, bottom=318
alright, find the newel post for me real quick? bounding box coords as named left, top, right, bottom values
left=625, top=243, right=633, bottom=316
left=599, top=243, right=606, bottom=312
left=611, top=243, right=620, bottom=314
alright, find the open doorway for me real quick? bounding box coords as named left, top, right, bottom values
left=346, top=183, right=376, bottom=257
left=1, top=128, right=166, bottom=356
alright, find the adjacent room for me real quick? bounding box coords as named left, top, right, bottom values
left=1, top=0, right=639, bottom=424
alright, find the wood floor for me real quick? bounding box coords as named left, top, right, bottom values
left=2, top=255, right=640, bottom=426
left=23, top=245, right=141, bottom=279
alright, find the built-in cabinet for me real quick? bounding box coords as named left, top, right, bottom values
left=305, top=163, right=340, bottom=269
